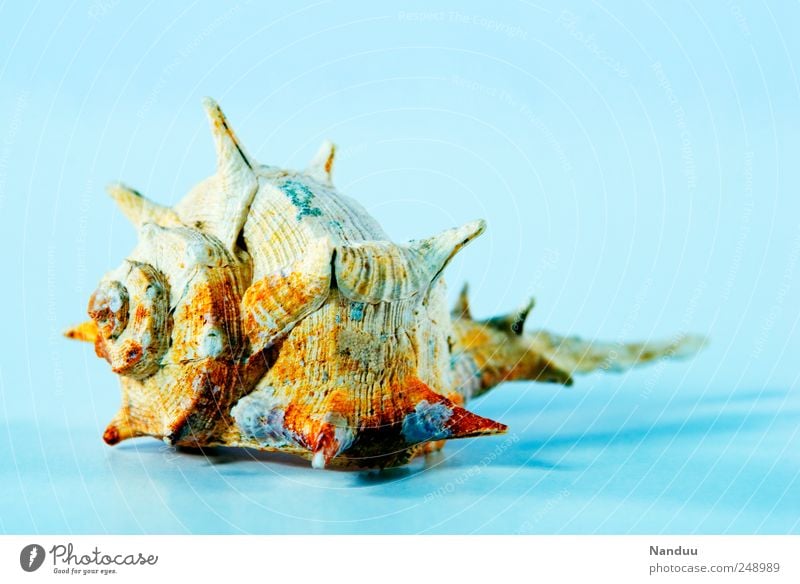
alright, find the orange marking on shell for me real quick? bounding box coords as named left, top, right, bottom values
left=459, top=326, right=493, bottom=352
left=94, top=337, right=109, bottom=361
left=111, top=341, right=143, bottom=373
left=242, top=270, right=314, bottom=339
left=134, top=304, right=148, bottom=325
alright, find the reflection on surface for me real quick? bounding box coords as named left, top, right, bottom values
left=2, top=382, right=796, bottom=534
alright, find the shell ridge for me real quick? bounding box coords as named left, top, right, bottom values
left=242, top=236, right=333, bottom=354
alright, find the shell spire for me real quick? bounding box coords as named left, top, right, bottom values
left=306, top=140, right=336, bottom=184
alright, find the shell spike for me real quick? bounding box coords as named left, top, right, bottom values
left=201, top=96, right=254, bottom=170
left=306, top=140, right=336, bottom=184
left=334, top=221, right=486, bottom=304
left=310, top=427, right=338, bottom=470
left=401, top=392, right=506, bottom=444
left=412, top=219, right=486, bottom=284
left=103, top=409, right=141, bottom=445
left=310, top=451, right=327, bottom=469
left=64, top=320, right=98, bottom=343
left=106, top=183, right=179, bottom=228
left=306, top=413, right=355, bottom=469
left=173, top=98, right=258, bottom=251
left=452, top=282, right=472, bottom=319
left=482, top=296, right=535, bottom=336
left=447, top=406, right=508, bottom=439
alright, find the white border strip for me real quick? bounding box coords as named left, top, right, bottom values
left=1, top=535, right=798, bottom=583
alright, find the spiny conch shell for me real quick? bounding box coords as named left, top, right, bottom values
left=65, top=98, right=707, bottom=469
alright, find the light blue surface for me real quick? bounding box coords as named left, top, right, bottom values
left=1, top=1, right=798, bottom=534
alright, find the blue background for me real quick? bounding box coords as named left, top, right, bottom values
left=0, top=1, right=798, bottom=534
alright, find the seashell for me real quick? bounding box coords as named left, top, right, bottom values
left=65, top=98, right=706, bottom=469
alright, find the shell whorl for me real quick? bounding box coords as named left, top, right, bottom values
left=89, top=262, right=170, bottom=380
